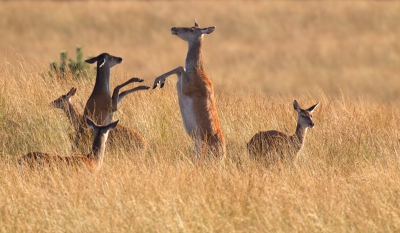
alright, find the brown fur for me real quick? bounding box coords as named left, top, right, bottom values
left=84, top=90, right=112, bottom=125
left=18, top=119, right=118, bottom=173
left=247, top=130, right=302, bottom=164
left=74, top=53, right=122, bottom=154
left=51, top=88, right=147, bottom=152
left=247, top=100, right=319, bottom=165
left=18, top=152, right=96, bottom=171
left=153, top=20, right=225, bottom=158
left=84, top=53, right=122, bottom=125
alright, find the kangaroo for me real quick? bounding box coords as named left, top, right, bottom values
left=51, top=87, right=147, bottom=151
left=84, top=53, right=123, bottom=125
left=18, top=118, right=118, bottom=172
left=50, top=87, right=83, bottom=133
left=72, top=53, right=122, bottom=153
left=79, top=53, right=148, bottom=153
left=247, top=100, right=319, bottom=164
left=153, top=19, right=225, bottom=159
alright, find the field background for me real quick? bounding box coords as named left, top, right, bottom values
left=1, top=1, right=400, bottom=232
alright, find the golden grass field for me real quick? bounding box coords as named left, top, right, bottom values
left=1, top=1, right=400, bottom=232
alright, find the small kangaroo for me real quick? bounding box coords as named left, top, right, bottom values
left=153, top=19, right=225, bottom=159
left=80, top=53, right=149, bottom=153
left=247, top=100, right=319, bottom=164
left=50, top=87, right=83, bottom=133
left=74, top=53, right=122, bottom=154
left=18, top=118, right=118, bottom=172
left=84, top=53, right=123, bottom=125
left=50, top=87, right=147, bottom=151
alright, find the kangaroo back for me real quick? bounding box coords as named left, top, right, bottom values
left=247, top=100, right=319, bottom=164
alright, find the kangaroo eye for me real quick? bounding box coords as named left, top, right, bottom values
left=189, top=28, right=195, bottom=32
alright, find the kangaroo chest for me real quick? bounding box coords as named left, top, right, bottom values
left=177, top=80, right=197, bottom=136
left=85, top=91, right=112, bottom=125
left=177, top=73, right=216, bottom=137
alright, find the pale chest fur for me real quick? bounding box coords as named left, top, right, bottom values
left=177, top=77, right=198, bottom=136
left=176, top=73, right=217, bottom=136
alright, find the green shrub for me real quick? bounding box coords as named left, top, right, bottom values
left=48, top=47, right=93, bottom=80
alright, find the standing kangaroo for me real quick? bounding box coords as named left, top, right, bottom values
left=84, top=53, right=123, bottom=125
left=18, top=118, right=118, bottom=173
left=74, top=53, right=122, bottom=153
left=247, top=100, right=319, bottom=164
left=51, top=87, right=147, bottom=151
left=153, top=19, right=225, bottom=159
left=78, top=53, right=148, bottom=153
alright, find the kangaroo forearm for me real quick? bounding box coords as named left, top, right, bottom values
left=153, top=66, right=185, bottom=89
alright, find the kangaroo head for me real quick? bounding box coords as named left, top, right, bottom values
left=50, top=87, right=76, bottom=109
left=86, top=117, right=119, bottom=152
left=85, top=53, right=123, bottom=69
left=293, top=100, right=319, bottom=129
left=170, top=19, right=216, bottom=42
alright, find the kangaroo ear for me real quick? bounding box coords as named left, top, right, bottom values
left=194, top=18, right=199, bottom=27
left=293, top=100, right=301, bottom=113
left=68, top=87, right=76, bottom=97
left=105, top=120, right=119, bottom=131
left=201, top=26, right=216, bottom=35
left=86, top=117, right=97, bottom=130
left=98, top=58, right=106, bottom=68
left=307, top=102, right=320, bottom=113
left=85, top=56, right=97, bottom=64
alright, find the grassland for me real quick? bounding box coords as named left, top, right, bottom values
left=1, top=1, right=400, bottom=232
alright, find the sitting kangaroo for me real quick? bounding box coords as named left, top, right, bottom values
left=247, top=100, right=319, bottom=164
left=51, top=87, right=147, bottom=152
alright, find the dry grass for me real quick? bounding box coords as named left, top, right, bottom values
left=1, top=1, right=400, bottom=232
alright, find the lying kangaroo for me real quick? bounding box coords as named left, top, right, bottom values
left=18, top=118, right=118, bottom=172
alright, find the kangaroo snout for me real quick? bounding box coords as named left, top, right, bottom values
left=171, top=27, right=178, bottom=35
left=115, top=57, right=123, bottom=64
